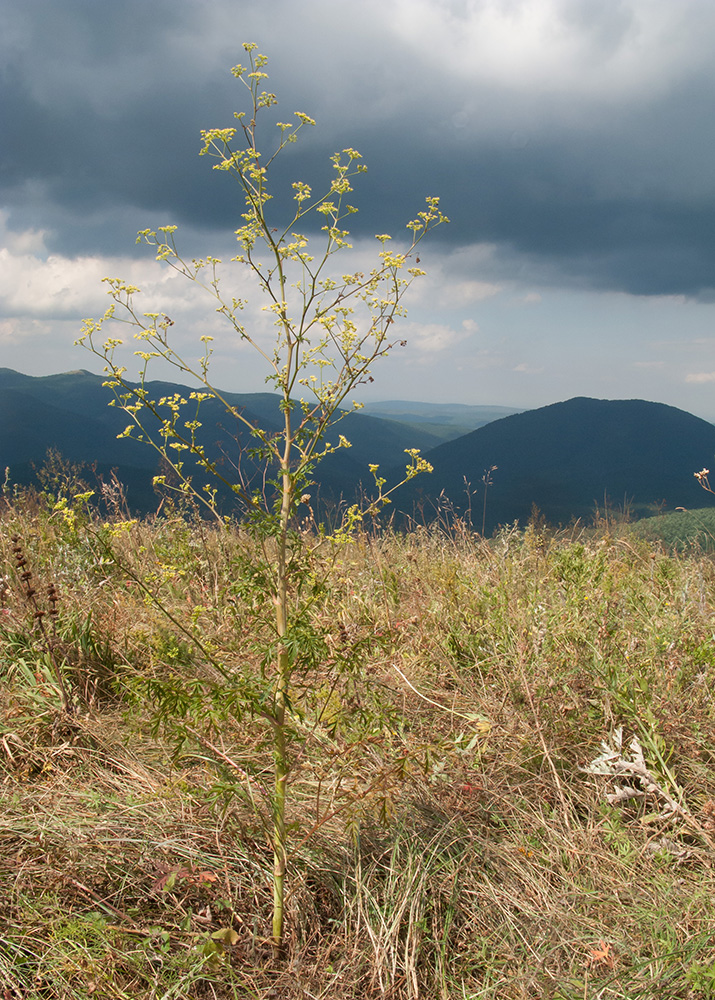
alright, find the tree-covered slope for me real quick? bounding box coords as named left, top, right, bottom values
left=394, top=397, right=715, bottom=530
left=0, top=370, right=443, bottom=511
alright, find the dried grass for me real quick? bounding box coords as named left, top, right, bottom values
left=1, top=503, right=715, bottom=997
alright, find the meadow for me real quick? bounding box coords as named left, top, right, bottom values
left=2, top=485, right=715, bottom=999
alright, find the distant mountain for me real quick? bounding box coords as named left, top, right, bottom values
left=0, top=370, right=445, bottom=511
left=360, top=400, right=522, bottom=441
left=392, top=397, right=715, bottom=532
left=4, top=374, right=711, bottom=531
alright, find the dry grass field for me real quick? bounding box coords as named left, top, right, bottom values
left=2, top=487, right=715, bottom=998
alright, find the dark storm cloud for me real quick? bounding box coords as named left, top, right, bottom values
left=3, top=0, right=715, bottom=297
left=1, top=0, right=237, bottom=247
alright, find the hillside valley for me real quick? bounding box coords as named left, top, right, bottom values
left=1, top=370, right=714, bottom=530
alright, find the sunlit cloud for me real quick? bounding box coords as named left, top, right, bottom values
left=0, top=224, right=257, bottom=341
left=0, top=210, right=49, bottom=255
left=0, top=317, right=52, bottom=343
left=400, top=320, right=474, bottom=355
left=441, top=280, right=502, bottom=307
left=389, top=0, right=713, bottom=100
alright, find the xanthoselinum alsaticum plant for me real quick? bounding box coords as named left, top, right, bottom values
left=78, top=42, right=447, bottom=956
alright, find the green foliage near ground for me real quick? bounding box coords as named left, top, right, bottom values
left=3, top=492, right=715, bottom=998
left=629, top=506, right=715, bottom=552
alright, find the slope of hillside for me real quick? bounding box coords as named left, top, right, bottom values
left=5, top=373, right=713, bottom=528
left=0, top=370, right=443, bottom=511
left=394, top=397, right=715, bottom=531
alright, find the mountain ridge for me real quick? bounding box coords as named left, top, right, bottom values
left=2, top=370, right=713, bottom=529
left=392, top=395, right=715, bottom=531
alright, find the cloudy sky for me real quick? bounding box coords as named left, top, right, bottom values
left=3, top=0, right=715, bottom=417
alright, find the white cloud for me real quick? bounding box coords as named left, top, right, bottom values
left=398, top=319, right=474, bottom=355
left=0, top=317, right=52, bottom=343
left=0, top=248, right=119, bottom=319
left=404, top=244, right=502, bottom=309
left=685, top=371, right=715, bottom=383
left=0, top=210, right=50, bottom=255
left=388, top=0, right=714, bottom=102
left=443, top=280, right=502, bottom=307
left=0, top=222, right=258, bottom=340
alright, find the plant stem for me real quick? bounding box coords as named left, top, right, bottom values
left=271, top=408, right=293, bottom=957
